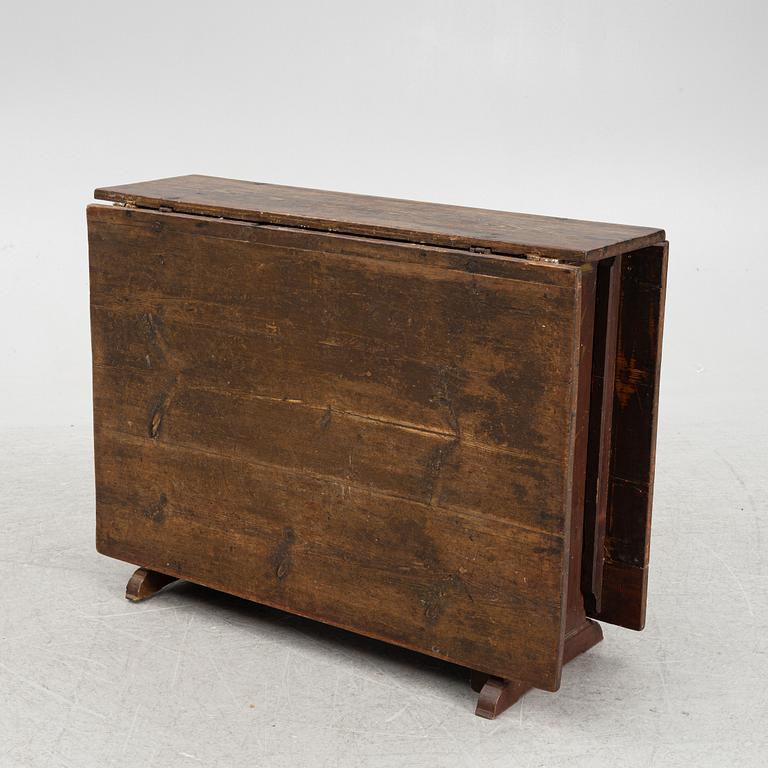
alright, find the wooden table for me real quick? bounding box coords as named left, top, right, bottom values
left=88, top=176, right=667, bottom=718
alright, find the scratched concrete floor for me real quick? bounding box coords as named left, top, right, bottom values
left=1, top=420, right=766, bottom=767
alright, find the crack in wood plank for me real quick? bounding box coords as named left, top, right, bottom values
left=99, top=425, right=565, bottom=542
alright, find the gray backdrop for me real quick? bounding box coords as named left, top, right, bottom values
left=1, top=2, right=766, bottom=766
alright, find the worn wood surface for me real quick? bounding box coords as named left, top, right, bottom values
left=88, top=203, right=594, bottom=691
left=581, top=256, right=622, bottom=612
left=587, top=244, right=668, bottom=630
left=94, top=175, right=665, bottom=262
left=564, top=266, right=596, bottom=634
left=470, top=618, right=602, bottom=718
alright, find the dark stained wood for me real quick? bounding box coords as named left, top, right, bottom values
left=581, top=256, right=622, bottom=612
left=587, top=244, right=668, bottom=630
left=564, top=265, right=597, bottom=634
left=89, top=203, right=595, bottom=692
left=88, top=205, right=582, bottom=531
left=474, top=676, right=530, bottom=719
left=94, top=175, right=666, bottom=262
left=99, top=432, right=565, bottom=685
left=470, top=618, right=603, bottom=718
left=125, top=567, right=178, bottom=601
left=89, top=180, right=668, bottom=716
left=593, top=560, right=648, bottom=630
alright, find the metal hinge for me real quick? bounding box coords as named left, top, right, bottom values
left=526, top=253, right=561, bottom=264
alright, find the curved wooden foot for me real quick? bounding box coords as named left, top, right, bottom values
left=126, top=567, right=179, bottom=602
left=470, top=619, right=603, bottom=719
left=472, top=673, right=531, bottom=719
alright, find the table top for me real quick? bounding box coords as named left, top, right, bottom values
left=95, top=174, right=665, bottom=262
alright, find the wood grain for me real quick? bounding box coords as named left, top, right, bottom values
left=97, top=431, right=566, bottom=686
left=471, top=618, right=602, bottom=718
left=581, top=256, right=622, bottom=612
left=587, top=243, right=668, bottom=630
left=94, top=175, right=666, bottom=262
left=564, top=264, right=597, bottom=634
left=89, top=204, right=594, bottom=690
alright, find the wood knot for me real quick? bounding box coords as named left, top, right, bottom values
left=143, top=493, right=168, bottom=524
left=149, top=402, right=164, bottom=438
left=271, top=527, right=295, bottom=581
left=148, top=391, right=172, bottom=439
